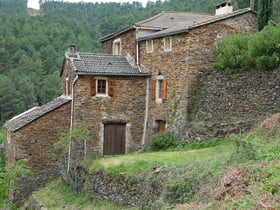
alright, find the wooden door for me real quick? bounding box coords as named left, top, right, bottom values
left=103, top=123, right=126, bottom=155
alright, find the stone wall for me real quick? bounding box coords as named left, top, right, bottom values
left=138, top=11, right=257, bottom=141
left=184, top=69, right=280, bottom=141
left=72, top=75, right=148, bottom=156
left=66, top=164, right=164, bottom=209
left=101, top=29, right=136, bottom=57
left=6, top=102, right=71, bottom=206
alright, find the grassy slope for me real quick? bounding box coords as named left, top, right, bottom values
left=32, top=128, right=280, bottom=209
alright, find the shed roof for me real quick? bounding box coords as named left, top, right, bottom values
left=68, top=53, right=150, bottom=76
left=4, top=96, right=71, bottom=132
left=138, top=8, right=255, bottom=41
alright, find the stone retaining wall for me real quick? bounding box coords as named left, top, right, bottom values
left=184, top=69, right=280, bottom=140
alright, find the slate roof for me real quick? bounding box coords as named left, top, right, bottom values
left=100, top=11, right=213, bottom=42
left=135, top=11, right=213, bottom=30
left=4, top=96, right=71, bottom=132
left=68, top=53, right=150, bottom=76
left=138, top=8, right=255, bottom=41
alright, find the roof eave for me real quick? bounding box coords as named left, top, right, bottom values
left=138, top=29, right=189, bottom=41
left=75, top=72, right=150, bottom=77
left=99, top=25, right=135, bottom=42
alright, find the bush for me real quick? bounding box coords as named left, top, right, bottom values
left=212, top=23, right=280, bottom=73
left=150, top=131, right=177, bottom=151
left=212, top=33, right=252, bottom=71
left=164, top=161, right=218, bottom=204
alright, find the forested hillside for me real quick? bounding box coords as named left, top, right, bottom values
left=0, top=0, right=278, bottom=124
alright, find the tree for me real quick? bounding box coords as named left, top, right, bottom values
left=0, top=75, right=23, bottom=123
left=258, top=0, right=273, bottom=31
left=236, top=0, right=250, bottom=9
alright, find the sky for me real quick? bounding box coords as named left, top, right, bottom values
left=27, top=0, right=158, bottom=9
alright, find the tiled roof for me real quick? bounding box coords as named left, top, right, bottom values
left=138, top=8, right=255, bottom=41
left=4, top=96, right=71, bottom=132
left=135, top=11, right=213, bottom=29
left=69, top=53, right=150, bottom=76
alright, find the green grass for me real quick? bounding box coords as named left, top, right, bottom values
left=32, top=178, right=138, bottom=210
left=89, top=140, right=233, bottom=176
left=33, top=128, right=280, bottom=209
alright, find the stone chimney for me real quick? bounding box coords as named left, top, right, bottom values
left=215, top=1, right=233, bottom=16
left=67, top=44, right=78, bottom=58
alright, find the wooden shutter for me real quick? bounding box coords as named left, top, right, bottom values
left=90, top=78, right=96, bottom=96
left=151, top=80, right=156, bottom=100
left=108, top=80, right=114, bottom=97
left=162, top=79, right=167, bottom=100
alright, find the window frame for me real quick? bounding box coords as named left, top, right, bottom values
left=164, top=36, right=172, bottom=52
left=95, top=77, right=108, bottom=96
left=113, top=38, right=121, bottom=55
left=156, top=75, right=164, bottom=103
left=146, top=39, right=153, bottom=53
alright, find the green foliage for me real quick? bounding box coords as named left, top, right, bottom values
left=229, top=136, right=258, bottom=164
left=0, top=159, right=31, bottom=209
left=32, top=178, right=136, bottom=210
left=166, top=92, right=180, bottom=126
left=212, top=33, right=252, bottom=71
left=258, top=0, right=273, bottom=31
left=164, top=161, right=218, bottom=204
left=54, top=123, right=90, bottom=166
left=248, top=24, right=280, bottom=70
left=0, top=128, right=4, bottom=170
left=212, top=24, right=280, bottom=73
left=150, top=131, right=178, bottom=151
left=262, top=165, right=280, bottom=196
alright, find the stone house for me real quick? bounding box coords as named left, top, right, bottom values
left=100, top=3, right=257, bottom=139
left=4, top=1, right=257, bottom=205
left=4, top=97, right=71, bottom=205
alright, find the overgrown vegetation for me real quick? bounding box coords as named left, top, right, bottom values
left=32, top=178, right=137, bottom=210
left=0, top=159, right=31, bottom=209
left=212, top=23, right=280, bottom=74
left=32, top=124, right=280, bottom=209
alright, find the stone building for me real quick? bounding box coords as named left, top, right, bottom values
left=100, top=4, right=257, bottom=139
left=4, top=97, right=71, bottom=205
left=4, top=1, right=257, bottom=205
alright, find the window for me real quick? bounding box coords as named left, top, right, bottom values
left=151, top=75, right=167, bottom=103
left=146, top=39, right=153, bottom=53
left=90, top=78, right=114, bottom=97
left=113, top=38, right=121, bottom=55
left=164, top=37, right=172, bottom=52
left=97, top=79, right=106, bottom=94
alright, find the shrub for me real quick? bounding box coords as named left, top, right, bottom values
left=212, top=33, right=252, bottom=71
left=150, top=131, right=177, bottom=151
left=212, top=23, right=280, bottom=74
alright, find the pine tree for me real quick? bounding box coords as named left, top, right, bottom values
left=258, top=0, right=273, bottom=31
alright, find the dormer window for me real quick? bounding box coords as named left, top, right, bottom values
left=164, top=37, right=172, bottom=52
left=146, top=39, right=153, bottom=53
left=113, top=38, right=121, bottom=55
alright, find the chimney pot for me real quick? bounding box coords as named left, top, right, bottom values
left=215, top=1, right=233, bottom=16
left=67, top=44, right=77, bottom=58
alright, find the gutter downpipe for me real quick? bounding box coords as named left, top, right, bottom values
left=136, top=26, right=139, bottom=65
left=142, top=77, right=149, bottom=146
left=136, top=26, right=149, bottom=146
left=67, top=74, right=78, bottom=174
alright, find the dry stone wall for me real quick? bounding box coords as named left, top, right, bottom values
left=185, top=69, right=280, bottom=140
